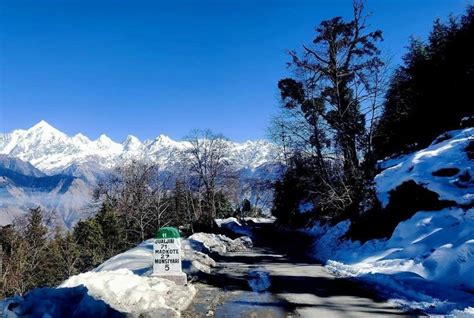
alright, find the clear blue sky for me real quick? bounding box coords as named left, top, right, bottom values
left=0, top=0, right=470, bottom=142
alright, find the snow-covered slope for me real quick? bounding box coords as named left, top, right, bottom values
left=376, top=128, right=473, bottom=207
left=308, top=128, right=474, bottom=315
left=0, top=233, right=251, bottom=317
left=0, top=120, right=279, bottom=174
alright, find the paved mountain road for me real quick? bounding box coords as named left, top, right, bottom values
left=183, top=224, right=420, bottom=318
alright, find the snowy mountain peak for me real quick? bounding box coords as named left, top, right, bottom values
left=73, top=133, right=91, bottom=144
left=123, top=135, right=141, bottom=145
left=27, top=120, right=66, bottom=137
left=31, top=120, right=54, bottom=130
left=122, top=135, right=143, bottom=152
left=155, top=134, right=172, bottom=143
left=0, top=122, right=279, bottom=173
left=96, top=134, right=110, bottom=142
left=94, top=134, right=122, bottom=154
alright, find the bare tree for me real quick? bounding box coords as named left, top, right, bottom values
left=96, top=160, right=171, bottom=242
left=183, top=129, right=237, bottom=227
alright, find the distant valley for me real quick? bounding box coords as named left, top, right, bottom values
left=0, top=121, right=282, bottom=228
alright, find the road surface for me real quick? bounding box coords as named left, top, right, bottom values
left=183, top=223, right=421, bottom=317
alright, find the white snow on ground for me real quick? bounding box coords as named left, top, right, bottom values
left=60, top=269, right=195, bottom=317
left=215, top=216, right=276, bottom=225
left=376, top=128, right=473, bottom=207
left=0, top=267, right=195, bottom=318
left=215, top=217, right=253, bottom=236
left=310, top=208, right=474, bottom=314
left=242, top=216, right=276, bottom=223
left=1, top=234, right=233, bottom=317
left=0, top=285, right=123, bottom=317
left=215, top=217, right=242, bottom=228
left=96, top=238, right=217, bottom=275
left=59, top=269, right=196, bottom=317
left=0, top=232, right=250, bottom=317
left=215, top=216, right=275, bottom=237
left=188, top=232, right=253, bottom=254
left=308, top=128, right=474, bottom=315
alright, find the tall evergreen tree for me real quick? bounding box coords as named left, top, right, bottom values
left=96, top=200, right=126, bottom=259
left=2, top=207, right=49, bottom=295
left=73, top=218, right=105, bottom=272
left=57, top=232, right=80, bottom=279
left=374, top=6, right=474, bottom=158
left=274, top=0, right=384, bottom=220
left=41, top=228, right=67, bottom=287
left=24, top=207, right=49, bottom=288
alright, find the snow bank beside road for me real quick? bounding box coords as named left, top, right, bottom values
left=215, top=217, right=252, bottom=236
left=0, top=269, right=196, bottom=318
left=1, top=235, right=222, bottom=317
left=243, top=216, right=276, bottom=224
left=96, top=238, right=217, bottom=275
left=60, top=269, right=195, bottom=317
left=310, top=208, right=474, bottom=314
left=308, top=128, right=474, bottom=315
left=188, top=232, right=252, bottom=254
left=1, top=232, right=251, bottom=317
left=215, top=216, right=275, bottom=238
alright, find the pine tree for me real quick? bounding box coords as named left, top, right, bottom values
left=2, top=207, right=49, bottom=295
left=24, top=207, right=49, bottom=289
left=58, top=232, right=81, bottom=278
left=374, top=6, right=474, bottom=158
left=41, top=228, right=66, bottom=287
left=73, top=218, right=105, bottom=272
left=96, top=200, right=126, bottom=259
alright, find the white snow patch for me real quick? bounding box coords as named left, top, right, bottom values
left=309, top=207, right=474, bottom=314
left=96, top=238, right=217, bottom=276
left=188, top=232, right=252, bottom=254
left=215, top=217, right=253, bottom=236
left=60, top=269, right=195, bottom=317
left=375, top=128, right=473, bottom=207
left=215, top=217, right=242, bottom=228
left=307, top=128, right=474, bottom=315
left=242, top=216, right=276, bottom=224
left=0, top=285, right=121, bottom=317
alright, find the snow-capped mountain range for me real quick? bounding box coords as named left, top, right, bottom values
left=0, top=120, right=279, bottom=174
left=0, top=121, right=280, bottom=228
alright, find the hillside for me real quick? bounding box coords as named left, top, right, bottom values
left=0, top=160, right=93, bottom=227
left=308, top=128, right=474, bottom=315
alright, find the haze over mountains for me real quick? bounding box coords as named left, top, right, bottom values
left=0, top=121, right=281, bottom=228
